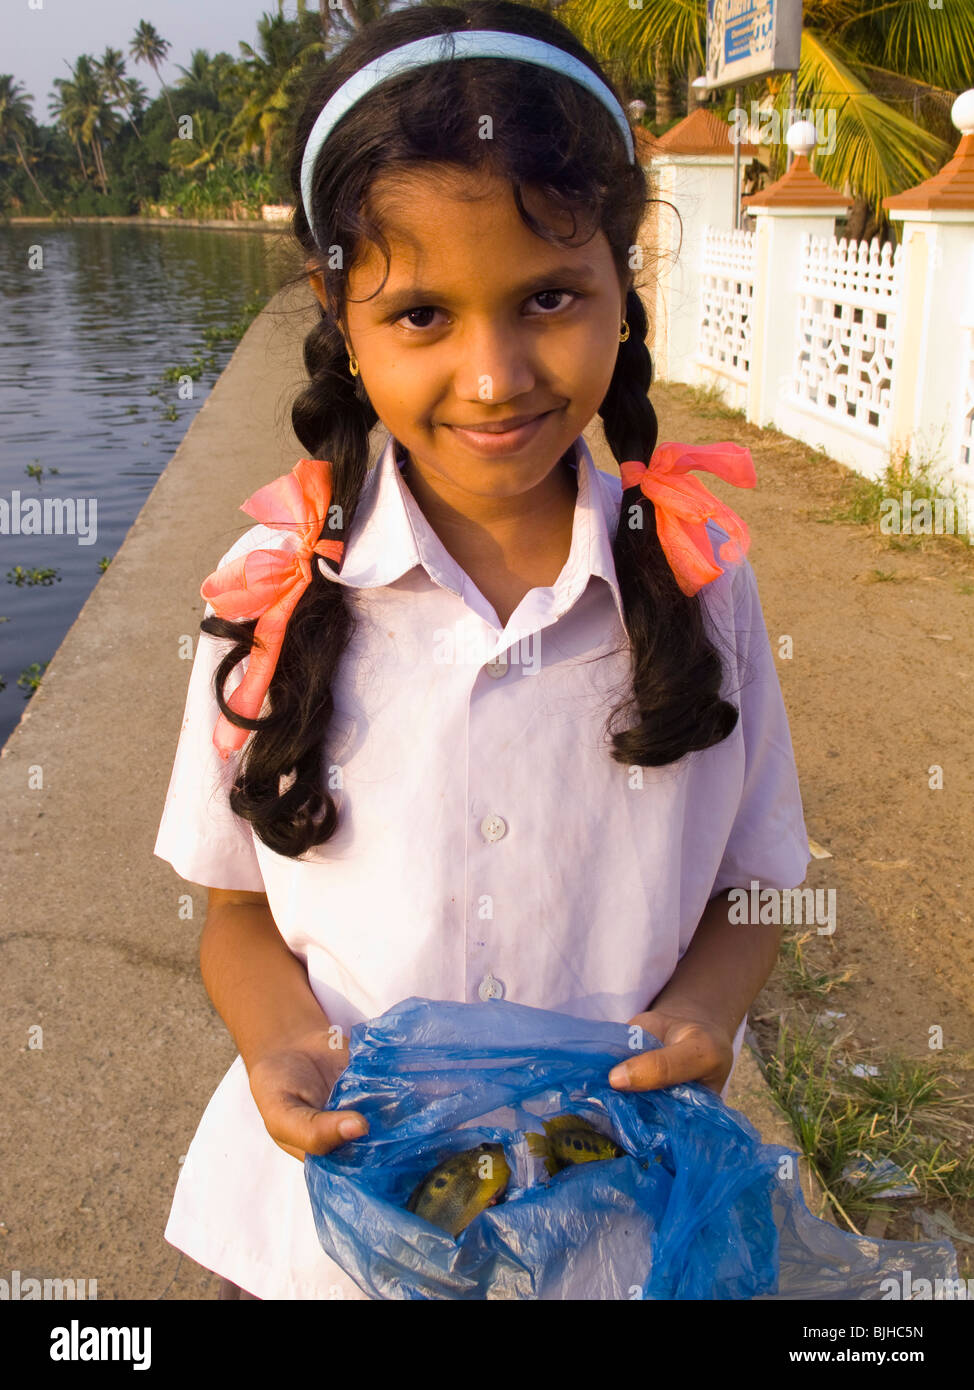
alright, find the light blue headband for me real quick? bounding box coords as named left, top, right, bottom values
left=300, top=29, right=636, bottom=247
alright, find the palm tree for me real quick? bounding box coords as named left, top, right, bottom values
left=94, top=47, right=143, bottom=142
left=47, top=76, right=89, bottom=182
left=124, top=75, right=151, bottom=128
left=175, top=49, right=234, bottom=113
left=167, top=107, right=231, bottom=173
left=130, top=19, right=176, bottom=123
left=50, top=56, right=119, bottom=195
left=653, top=43, right=680, bottom=124
left=0, top=75, right=53, bottom=207
left=231, top=10, right=327, bottom=166
left=555, top=0, right=971, bottom=236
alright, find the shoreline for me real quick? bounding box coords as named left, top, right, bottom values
left=1, top=215, right=291, bottom=234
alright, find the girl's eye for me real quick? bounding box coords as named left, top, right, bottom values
left=398, top=307, right=441, bottom=330
left=394, top=290, right=579, bottom=332
left=530, top=289, right=577, bottom=314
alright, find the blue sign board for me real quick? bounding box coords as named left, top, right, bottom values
left=706, top=0, right=802, bottom=89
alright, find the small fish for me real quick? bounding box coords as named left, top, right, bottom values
left=527, top=1114, right=625, bottom=1177
left=406, top=1142, right=511, bottom=1237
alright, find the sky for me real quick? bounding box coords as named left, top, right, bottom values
left=0, top=0, right=296, bottom=115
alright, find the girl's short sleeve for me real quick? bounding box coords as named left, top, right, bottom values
left=709, top=557, right=812, bottom=897
left=153, top=541, right=266, bottom=892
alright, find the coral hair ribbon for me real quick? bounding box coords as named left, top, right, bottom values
left=619, top=441, right=756, bottom=596
left=200, top=457, right=344, bottom=760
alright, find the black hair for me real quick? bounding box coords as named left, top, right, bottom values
left=202, top=0, right=740, bottom=859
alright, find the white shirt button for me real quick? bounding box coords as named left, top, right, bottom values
left=478, top=971, right=504, bottom=1000
left=480, top=814, right=507, bottom=842
left=484, top=653, right=509, bottom=679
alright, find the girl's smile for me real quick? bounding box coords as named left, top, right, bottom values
left=441, top=405, right=561, bottom=457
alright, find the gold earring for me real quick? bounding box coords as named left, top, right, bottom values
left=619, top=320, right=630, bottom=343
left=348, top=351, right=359, bottom=377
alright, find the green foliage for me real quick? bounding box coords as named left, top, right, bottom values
left=6, top=566, right=61, bottom=587
left=17, top=661, right=49, bottom=694
left=0, top=3, right=386, bottom=220
left=764, top=1022, right=974, bottom=1224
left=202, top=295, right=267, bottom=345
left=161, top=351, right=217, bottom=383
left=60, top=186, right=137, bottom=216
left=156, top=159, right=275, bottom=220
left=823, top=434, right=974, bottom=558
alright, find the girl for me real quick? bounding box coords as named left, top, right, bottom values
left=153, top=0, right=811, bottom=1301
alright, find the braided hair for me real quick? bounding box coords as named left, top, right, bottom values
left=203, top=0, right=740, bottom=859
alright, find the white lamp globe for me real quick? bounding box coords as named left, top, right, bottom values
left=785, top=120, right=818, bottom=158
left=951, top=89, right=974, bottom=136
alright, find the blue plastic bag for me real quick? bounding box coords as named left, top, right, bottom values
left=304, top=997, right=959, bottom=1300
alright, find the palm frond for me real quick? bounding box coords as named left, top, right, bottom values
left=789, top=30, right=952, bottom=210
left=557, top=0, right=706, bottom=87
left=837, top=0, right=974, bottom=93
left=851, top=61, right=957, bottom=101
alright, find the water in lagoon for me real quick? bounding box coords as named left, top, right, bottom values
left=0, top=222, right=292, bottom=749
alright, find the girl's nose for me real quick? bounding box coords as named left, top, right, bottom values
left=450, top=323, right=537, bottom=406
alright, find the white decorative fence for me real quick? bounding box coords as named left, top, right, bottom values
left=697, top=227, right=755, bottom=386
left=676, top=217, right=972, bottom=504
left=693, top=230, right=905, bottom=442
left=643, top=107, right=974, bottom=513
left=788, top=234, right=903, bottom=440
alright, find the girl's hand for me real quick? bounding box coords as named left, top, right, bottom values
left=607, top=1007, right=735, bottom=1096
left=247, top=1026, right=368, bottom=1163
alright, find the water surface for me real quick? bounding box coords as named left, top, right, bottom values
left=0, top=223, right=292, bottom=748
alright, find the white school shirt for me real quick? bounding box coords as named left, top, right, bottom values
left=154, top=429, right=811, bottom=1300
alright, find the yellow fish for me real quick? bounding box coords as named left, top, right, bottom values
left=406, top=1142, right=511, bottom=1238
left=527, top=1114, right=625, bottom=1177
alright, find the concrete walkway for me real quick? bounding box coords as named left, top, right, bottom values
left=0, top=282, right=828, bottom=1302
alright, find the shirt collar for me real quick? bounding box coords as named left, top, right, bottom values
left=317, top=430, right=626, bottom=631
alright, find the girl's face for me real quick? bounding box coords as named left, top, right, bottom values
left=308, top=165, right=629, bottom=505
